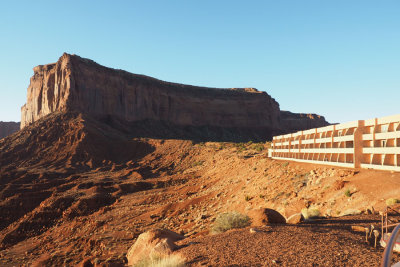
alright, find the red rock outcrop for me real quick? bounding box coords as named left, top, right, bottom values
left=0, top=121, right=20, bottom=139
left=279, top=110, right=330, bottom=133
left=21, top=54, right=281, bottom=134
left=20, top=53, right=329, bottom=138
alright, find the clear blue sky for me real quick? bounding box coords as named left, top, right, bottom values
left=0, top=1, right=399, bottom=123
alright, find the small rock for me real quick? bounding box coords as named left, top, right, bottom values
left=286, top=213, right=303, bottom=224
left=249, top=228, right=260, bottom=233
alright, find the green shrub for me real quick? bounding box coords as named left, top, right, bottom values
left=254, top=145, right=264, bottom=152
left=282, top=162, right=289, bottom=167
left=218, top=142, right=226, bottom=150
left=211, top=212, right=251, bottom=234
left=134, top=254, right=185, bottom=267
left=386, top=198, right=400, bottom=206
left=235, top=143, right=246, bottom=152
left=244, top=195, right=253, bottom=201
left=301, top=207, right=320, bottom=220
left=344, top=189, right=351, bottom=197
left=191, top=161, right=204, bottom=167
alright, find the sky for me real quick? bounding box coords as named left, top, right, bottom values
left=0, top=1, right=399, bottom=123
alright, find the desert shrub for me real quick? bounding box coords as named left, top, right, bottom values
left=252, top=143, right=264, bottom=152
left=282, top=162, right=289, bottom=167
left=386, top=198, right=400, bottom=206
left=301, top=207, right=320, bottom=220
left=244, top=195, right=253, bottom=201
left=218, top=142, right=226, bottom=150
left=235, top=142, right=246, bottom=152
left=191, top=161, right=204, bottom=167
left=344, top=189, right=351, bottom=197
left=134, top=254, right=185, bottom=267
left=211, top=211, right=251, bottom=234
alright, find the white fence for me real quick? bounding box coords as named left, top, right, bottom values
left=268, top=114, right=400, bottom=172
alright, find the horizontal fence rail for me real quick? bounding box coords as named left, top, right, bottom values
left=268, top=114, right=400, bottom=172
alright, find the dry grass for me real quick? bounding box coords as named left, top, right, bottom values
left=211, top=211, right=251, bottom=234
left=301, top=207, right=320, bottom=220
left=134, top=254, right=186, bottom=267
left=386, top=198, right=400, bottom=206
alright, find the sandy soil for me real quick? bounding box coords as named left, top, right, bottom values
left=1, top=113, right=399, bottom=266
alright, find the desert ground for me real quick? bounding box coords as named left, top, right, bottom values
left=1, top=113, right=399, bottom=266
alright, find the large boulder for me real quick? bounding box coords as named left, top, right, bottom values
left=247, top=208, right=286, bottom=226
left=127, top=228, right=184, bottom=266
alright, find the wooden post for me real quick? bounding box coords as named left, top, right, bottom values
left=354, top=120, right=365, bottom=169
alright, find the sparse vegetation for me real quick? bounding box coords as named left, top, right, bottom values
left=191, top=161, right=204, bottom=167
left=134, top=254, right=186, bottom=267
left=244, top=195, right=253, bottom=201
left=218, top=142, right=226, bottom=150
left=301, top=207, right=320, bottom=220
left=273, top=191, right=284, bottom=201
left=253, top=143, right=264, bottom=152
left=386, top=198, right=400, bottom=206
left=344, top=189, right=352, bottom=197
left=251, top=143, right=264, bottom=152
left=235, top=142, right=247, bottom=152
left=282, top=162, right=289, bottom=167
left=211, top=211, right=251, bottom=234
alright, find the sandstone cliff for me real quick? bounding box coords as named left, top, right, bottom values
left=21, top=53, right=329, bottom=140
left=280, top=111, right=330, bottom=133
left=0, top=121, right=20, bottom=139
left=21, top=54, right=282, bottom=138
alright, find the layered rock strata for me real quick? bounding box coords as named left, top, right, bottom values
left=280, top=111, right=330, bottom=133
left=21, top=54, right=281, bottom=132
left=20, top=53, right=329, bottom=138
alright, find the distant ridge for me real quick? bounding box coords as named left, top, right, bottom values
left=0, top=121, right=20, bottom=139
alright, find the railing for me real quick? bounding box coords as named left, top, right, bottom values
left=381, top=224, right=400, bottom=267
left=268, top=114, right=400, bottom=172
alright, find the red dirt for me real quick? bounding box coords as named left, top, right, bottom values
left=0, top=113, right=399, bottom=266
left=178, top=215, right=400, bottom=266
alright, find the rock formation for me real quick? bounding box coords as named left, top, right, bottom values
left=20, top=53, right=329, bottom=139
left=280, top=111, right=330, bottom=133
left=0, top=121, right=20, bottom=139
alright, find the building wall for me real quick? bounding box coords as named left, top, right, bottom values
left=268, top=114, right=400, bottom=172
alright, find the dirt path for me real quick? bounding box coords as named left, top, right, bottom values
left=178, top=215, right=400, bottom=267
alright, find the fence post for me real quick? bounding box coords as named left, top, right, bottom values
left=354, top=120, right=365, bottom=168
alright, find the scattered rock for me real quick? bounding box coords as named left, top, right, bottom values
left=126, top=228, right=184, bottom=266
left=249, top=228, right=261, bottom=233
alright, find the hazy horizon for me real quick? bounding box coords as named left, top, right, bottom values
left=1, top=1, right=399, bottom=124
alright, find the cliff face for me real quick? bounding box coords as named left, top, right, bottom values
left=280, top=111, right=330, bottom=133
left=0, top=122, right=20, bottom=139
left=20, top=53, right=329, bottom=139
left=21, top=54, right=281, bottom=136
